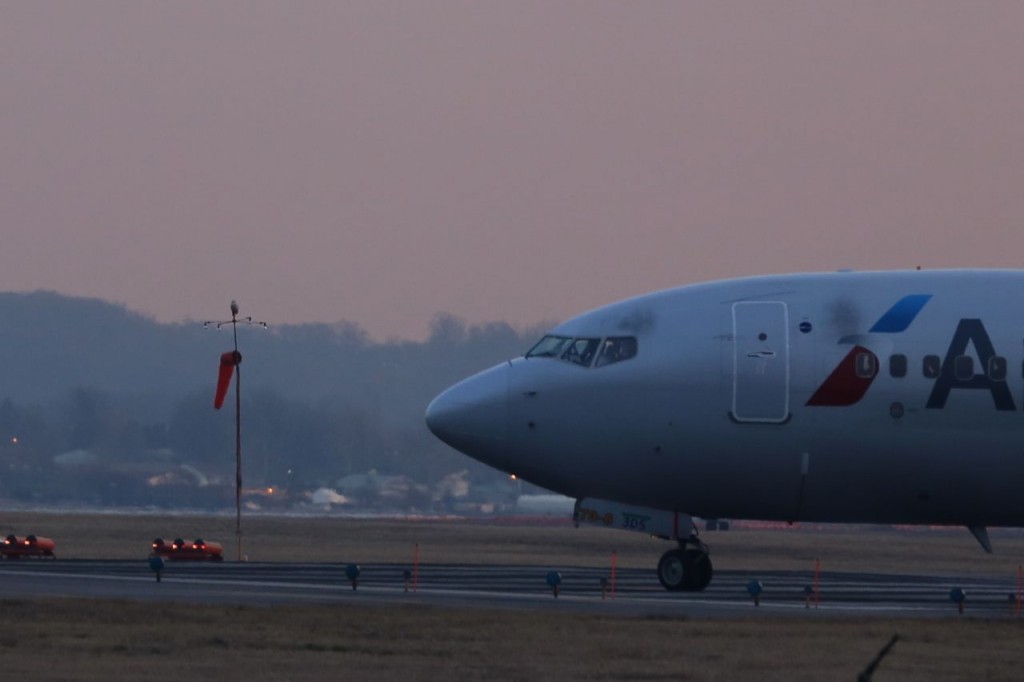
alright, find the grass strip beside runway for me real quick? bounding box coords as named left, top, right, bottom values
left=1, top=598, right=1022, bottom=681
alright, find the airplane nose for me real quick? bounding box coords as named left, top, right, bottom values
left=426, top=363, right=509, bottom=466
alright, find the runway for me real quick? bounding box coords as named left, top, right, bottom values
left=0, top=559, right=1018, bottom=618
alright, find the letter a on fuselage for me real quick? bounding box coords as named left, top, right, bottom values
left=926, top=319, right=1015, bottom=410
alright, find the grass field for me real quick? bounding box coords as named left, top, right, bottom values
left=3, top=511, right=1024, bottom=681
left=2, top=598, right=1023, bottom=682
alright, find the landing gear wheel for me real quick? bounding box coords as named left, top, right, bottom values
left=657, top=549, right=687, bottom=591
left=657, top=548, right=713, bottom=592
left=684, top=549, right=713, bottom=591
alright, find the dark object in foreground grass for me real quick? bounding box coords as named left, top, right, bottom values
left=546, top=571, right=561, bottom=597
left=746, top=579, right=763, bottom=606
left=148, top=555, right=165, bottom=582
left=346, top=564, right=361, bottom=590
left=950, top=587, right=967, bottom=614
left=858, top=634, right=899, bottom=682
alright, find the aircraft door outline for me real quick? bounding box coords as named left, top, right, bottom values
left=731, top=301, right=790, bottom=423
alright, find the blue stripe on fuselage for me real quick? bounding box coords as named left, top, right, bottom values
left=868, top=294, right=932, bottom=333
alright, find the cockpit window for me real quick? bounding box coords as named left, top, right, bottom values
left=561, top=337, right=601, bottom=367
left=526, top=335, right=573, bottom=358
left=527, top=334, right=638, bottom=368
left=594, top=336, right=639, bottom=367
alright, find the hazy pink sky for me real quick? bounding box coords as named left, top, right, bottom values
left=2, top=2, right=1023, bottom=340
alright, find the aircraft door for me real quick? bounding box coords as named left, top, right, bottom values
left=732, top=301, right=790, bottom=423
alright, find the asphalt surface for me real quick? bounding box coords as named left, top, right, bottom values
left=0, top=559, right=1018, bottom=618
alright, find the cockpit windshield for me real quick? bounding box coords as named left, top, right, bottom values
left=526, top=334, right=638, bottom=368
left=561, top=337, right=600, bottom=367
left=594, top=336, right=638, bottom=366
left=526, top=335, right=573, bottom=358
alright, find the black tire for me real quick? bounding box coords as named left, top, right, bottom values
left=657, top=548, right=713, bottom=592
left=683, top=549, right=713, bottom=591
left=657, top=549, right=688, bottom=591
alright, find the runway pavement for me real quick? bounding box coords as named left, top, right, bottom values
left=0, top=559, right=1019, bottom=618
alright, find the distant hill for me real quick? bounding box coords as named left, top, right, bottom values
left=0, top=290, right=548, bottom=508
left=0, top=290, right=540, bottom=415
left=0, top=291, right=207, bottom=406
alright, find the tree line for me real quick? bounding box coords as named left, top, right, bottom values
left=0, top=291, right=549, bottom=508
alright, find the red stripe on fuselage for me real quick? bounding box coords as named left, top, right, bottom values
left=806, top=345, right=878, bottom=407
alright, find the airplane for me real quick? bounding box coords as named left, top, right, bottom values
left=425, top=269, right=1024, bottom=591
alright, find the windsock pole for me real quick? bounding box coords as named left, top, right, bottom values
left=205, top=301, right=267, bottom=562
left=233, top=324, right=242, bottom=561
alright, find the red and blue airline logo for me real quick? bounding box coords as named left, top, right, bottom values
left=807, top=293, right=1017, bottom=410
left=807, top=295, right=931, bottom=407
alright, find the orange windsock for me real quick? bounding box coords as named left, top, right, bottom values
left=214, top=351, right=242, bottom=409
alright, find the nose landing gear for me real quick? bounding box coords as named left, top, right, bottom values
left=573, top=498, right=716, bottom=592
left=657, top=538, right=712, bottom=592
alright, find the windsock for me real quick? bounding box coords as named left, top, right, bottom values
left=214, top=351, right=242, bottom=409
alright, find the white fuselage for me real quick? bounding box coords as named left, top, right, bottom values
left=426, top=270, right=1024, bottom=527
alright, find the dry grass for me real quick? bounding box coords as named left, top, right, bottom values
left=0, top=598, right=1022, bottom=681
left=3, top=512, right=1024, bottom=680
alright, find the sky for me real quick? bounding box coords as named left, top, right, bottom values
left=2, top=1, right=1023, bottom=341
